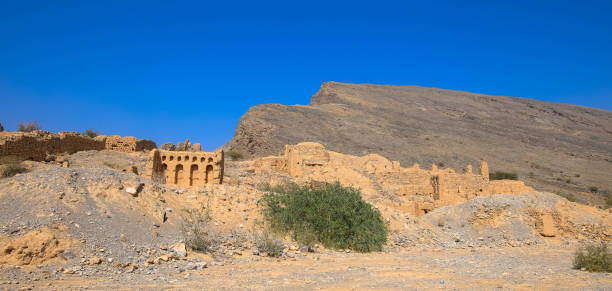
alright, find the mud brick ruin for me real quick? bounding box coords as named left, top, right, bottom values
left=254, top=142, right=535, bottom=216
left=103, top=135, right=157, bottom=152
left=145, top=149, right=224, bottom=187
left=0, top=131, right=156, bottom=161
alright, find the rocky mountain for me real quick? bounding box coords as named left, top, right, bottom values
left=226, top=82, right=612, bottom=203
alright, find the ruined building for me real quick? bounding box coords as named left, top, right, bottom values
left=254, top=142, right=535, bottom=216
left=144, top=149, right=224, bottom=187
left=0, top=131, right=156, bottom=161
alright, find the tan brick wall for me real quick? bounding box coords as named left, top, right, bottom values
left=0, top=131, right=157, bottom=161
left=145, top=149, right=224, bottom=186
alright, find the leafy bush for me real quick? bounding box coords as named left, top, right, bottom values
left=590, top=186, right=599, bottom=193
left=0, top=156, right=27, bottom=178
left=489, top=171, right=518, bottom=180
left=573, top=243, right=612, bottom=272
left=262, top=182, right=388, bottom=252
left=83, top=128, right=99, bottom=138
left=0, top=123, right=4, bottom=132
left=180, top=204, right=218, bottom=253
left=254, top=231, right=284, bottom=257
left=226, top=150, right=244, bottom=160
left=18, top=121, right=41, bottom=132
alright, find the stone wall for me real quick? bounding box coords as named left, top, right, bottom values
left=144, top=149, right=224, bottom=187
left=0, top=131, right=157, bottom=161
left=254, top=142, right=536, bottom=216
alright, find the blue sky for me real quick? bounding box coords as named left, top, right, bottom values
left=1, top=1, right=611, bottom=150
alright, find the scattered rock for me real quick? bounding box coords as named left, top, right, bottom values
left=195, top=262, right=208, bottom=270
left=88, top=257, right=102, bottom=265
left=172, top=243, right=187, bottom=257
left=158, top=254, right=171, bottom=262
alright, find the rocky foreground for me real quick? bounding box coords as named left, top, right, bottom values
left=0, top=150, right=611, bottom=290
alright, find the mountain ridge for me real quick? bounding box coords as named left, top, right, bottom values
left=225, top=82, right=612, bottom=203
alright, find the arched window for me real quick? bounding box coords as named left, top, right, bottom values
left=175, top=164, right=184, bottom=184
left=205, top=165, right=214, bottom=183
left=190, top=164, right=199, bottom=186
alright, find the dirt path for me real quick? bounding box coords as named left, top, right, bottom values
left=5, top=247, right=609, bottom=290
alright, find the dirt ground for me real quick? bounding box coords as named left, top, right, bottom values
left=1, top=150, right=611, bottom=290
left=2, top=246, right=611, bottom=290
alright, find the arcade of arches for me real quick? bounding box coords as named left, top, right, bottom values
left=145, top=149, right=224, bottom=187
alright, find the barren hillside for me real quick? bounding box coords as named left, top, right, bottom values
left=226, top=82, right=612, bottom=203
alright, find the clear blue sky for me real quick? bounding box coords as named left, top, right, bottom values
left=1, top=1, right=611, bottom=150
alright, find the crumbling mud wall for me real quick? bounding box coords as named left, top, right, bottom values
left=144, top=149, right=224, bottom=187
left=0, top=131, right=104, bottom=161
left=0, top=131, right=157, bottom=161
left=254, top=142, right=536, bottom=216
left=102, top=135, right=157, bottom=152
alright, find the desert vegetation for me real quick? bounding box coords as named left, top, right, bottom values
left=262, top=182, right=388, bottom=252
left=573, top=243, right=612, bottom=272
left=83, top=128, right=99, bottom=138
left=180, top=204, right=218, bottom=253
left=17, top=121, right=41, bottom=132
left=0, top=156, right=27, bottom=178
left=489, top=171, right=518, bottom=180
left=226, top=150, right=244, bottom=160
left=254, top=231, right=284, bottom=257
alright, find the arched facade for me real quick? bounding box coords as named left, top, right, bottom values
left=145, top=149, right=224, bottom=187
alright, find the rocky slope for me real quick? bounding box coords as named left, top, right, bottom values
left=226, top=82, right=612, bottom=203
left=1, top=150, right=611, bottom=289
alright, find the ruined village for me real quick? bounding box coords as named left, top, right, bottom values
left=0, top=115, right=611, bottom=290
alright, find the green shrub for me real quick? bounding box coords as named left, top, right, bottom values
left=180, top=204, right=218, bottom=253
left=226, top=150, right=244, bottom=160
left=590, top=186, right=599, bottom=193
left=18, top=121, right=41, bottom=132
left=83, top=128, right=99, bottom=138
left=254, top=231, right=284, bottom=257
left=262, top=182, right=388, bottom=252
left=573, top=243, right=612, bottom=272
left=489, top=171, right=518, bottom=180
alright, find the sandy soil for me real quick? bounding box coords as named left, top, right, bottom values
left=2, top=247, right=611, bottom=290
